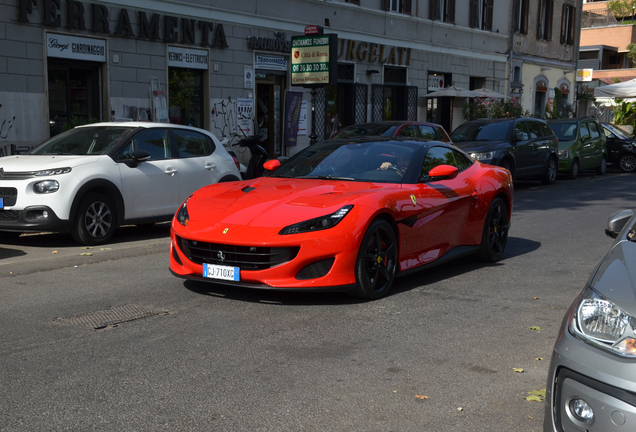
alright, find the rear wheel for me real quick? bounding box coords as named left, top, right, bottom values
left=540, top=156, right=558, bottom=185
left=619, top=154, right=636, bottom=172
left=349, top=219, right=398, bottom=300
left=596, top=156, right=607, bottom=175
left=567, top=159, right=579, bottom=180
left=71, top=193, right=117, bottom=245
left=479, top=198, right=509, bottom=262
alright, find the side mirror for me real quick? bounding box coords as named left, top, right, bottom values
left=581, top=135, right=590, bottom=143
left=263, top=159, right=281, bottom=171
left=514, top=133, right=524, bottom=142
left=425, top=164, right=459, bottom=181
left=127, top=149, right=151, bottom=168
left=606, top=209, right=635, bottom=238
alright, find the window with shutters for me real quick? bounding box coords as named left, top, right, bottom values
left=382, top=0, right=412, bottom=14
left=537, top=0, right=554, bottom=41
left=470, top=0, right=493, bottom=31
left=429, top=0, right=455, bottom=23
left=560, top=4, right=576, bottom=46
left=514, top=0, right=529, bottom=34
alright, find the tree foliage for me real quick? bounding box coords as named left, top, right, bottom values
left=462, top=97, right=531, bottom=121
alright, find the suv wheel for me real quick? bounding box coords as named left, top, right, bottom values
left=72, top=193, right=117, bottom=245
left=596, top=156, right=607, bottom=175
left=540, top=156, right=558, bottom=185
left=619, top=154, right=636, bottom=172
left=567, top=159, right=579, bottom=180
left=500, top=159, right=514, bottom=179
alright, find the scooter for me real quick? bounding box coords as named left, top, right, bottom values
left=234, top=134, right=269, bottom=180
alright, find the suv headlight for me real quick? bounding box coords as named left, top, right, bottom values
left=570, top=286, right=636, bottom=357
left=33, top=180, right=60, bottom=194
left=470, top=151, right=496, bottom=161
left=34, top=167, right=72, bottom=176
left=279, top=205, right=353, bottom=235
left=558, top=149, right=569, bottom=159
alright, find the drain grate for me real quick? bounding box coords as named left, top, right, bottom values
left=54, top=304, right=168, bottom=329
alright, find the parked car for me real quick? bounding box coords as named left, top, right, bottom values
left=330, top=121, right=452, bottom=142
left=601, top=122, right=636, bottom=173
left=170, top=136, right=513, bottom=300
left=544, top=209, right=636, bottom=432
left=547, top=117, right=608, bottom=179
left=0, top=122, right=241, bottom=245
left=450, top=118, right=559, bottom=184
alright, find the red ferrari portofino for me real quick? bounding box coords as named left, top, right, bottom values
left=170, top=137, right=513, bottom=299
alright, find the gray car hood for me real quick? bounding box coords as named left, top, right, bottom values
left=590, top=239, right=636, bottom=316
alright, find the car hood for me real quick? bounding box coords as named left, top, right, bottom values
left=186, top=177, right=400, bottom=229
left=0, top=155, right=100, bottom=171
left=453, top=140, right=508, bottom=152
left=590, top=239, right=636, bottom=316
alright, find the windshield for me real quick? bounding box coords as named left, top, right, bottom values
left=332, top=124, right=398, bottom=138
left=549, top=122, right=577, bottom=141
left=451, top=122, right=511, bottom=142
left=270, top=140, right=416, bottom=183
left=604, top=123, right=632, bottom=139
left=30, top=126, right=133, bottom=155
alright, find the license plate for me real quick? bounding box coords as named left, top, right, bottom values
left=203, top=263, right=240, bottom=281
left=0, top=197, right=3, bottom=208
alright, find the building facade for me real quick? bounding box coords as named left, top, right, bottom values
left=2, top=0, right=531, bottom=158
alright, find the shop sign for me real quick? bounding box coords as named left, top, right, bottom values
left=559, top=83, right=570, bottom=94
left=577, top=69, right=593, bottom=82
left=255, top=55, right=288, bottom=72
left=236, top=98, right=254, bottom=136
left=247, top=32, right=291, bottom=53
left=291, top=34, right=337, bottom=87
left=167, top=46, right=208, bottom=70
left=428, top=74, right=445, bottom=91
left=18, top=0, right=228, bottom=48
left=536, top=81, right=548, bottom=92
left=46, top=33, right=105, bottom=61
left=244, top=66, right=254, bottom=89
left=338, top=39, right=411, bottom=66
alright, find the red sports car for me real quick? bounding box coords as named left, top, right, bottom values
left=170, top=137, right=513, bottom=299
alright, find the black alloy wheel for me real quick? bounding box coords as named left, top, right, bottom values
left=541, top=156, right=558, bottom=185
left=619, top=154, right=636, bottom=172
left=479, top=197, right=509, bottom=262
left=351, top=219, right=398, bottom=300
left=72, top=193, right=117, bottom=245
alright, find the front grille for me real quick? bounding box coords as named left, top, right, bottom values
left=0, top=210, right=21, bottom=222
left=0, top=187, right=18, bottom=206
left=176, top=236, right=300, bottom=270
left=0, top=171, right=36, bottom=180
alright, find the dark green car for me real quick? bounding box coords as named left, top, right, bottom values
left=547, top=117, right=608, bottom=179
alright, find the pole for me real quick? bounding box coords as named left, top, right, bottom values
left=309, top=88, right=317, bottom=145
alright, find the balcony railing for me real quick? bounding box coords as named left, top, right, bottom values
left=582, top=9, right=619, bottom=28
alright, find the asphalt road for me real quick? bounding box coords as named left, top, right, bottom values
left=1, top=170, right=634, bottom=432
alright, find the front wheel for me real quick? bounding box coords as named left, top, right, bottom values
left=540, top=156, right=558, bottom=185
left=350, top=219, right=398, bottom=300
left=479, top=197, right=509, bottom=262
left=71, top=193, right=117, bottom=245
left=619, top=153, right=636, bottom=172
left=596, top=156, right=607, bottom=175
left=567, top=159, right=579, bottom=180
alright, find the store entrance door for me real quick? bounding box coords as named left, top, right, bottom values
left=256, top=72, right=285, bottom=157
left=168, top=68, right=204, bottom=128
left=47, top=60, right=101, bottom=137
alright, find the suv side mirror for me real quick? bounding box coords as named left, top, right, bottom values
left=514, top=133, right=524, bottom=142
left=130, top=149, right=151, bottom=167
left=606, top=210, right=635, bottom=238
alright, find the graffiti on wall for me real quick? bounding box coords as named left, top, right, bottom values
left=0, top=104, right=16, bottom=140
left=0, top=103, right=28, bottom=157
left=210, top=97, right=238, bottom=139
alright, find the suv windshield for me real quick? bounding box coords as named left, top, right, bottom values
left=451, top=122, right=511, bottom=142
left=549, top=122, right=577, bottom=140
left=332, top=124, right=398, bottom=138
left=30, top=126, right=133, bottom=155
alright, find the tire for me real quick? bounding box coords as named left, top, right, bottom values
left=567, top=159, right=579, bottom=180
left=540, top=156, right=558, bottom=185
left=479, top=197, right=509, bottom=262
left=619, top=154, right=636, bottom=172
left=500, top=159, right=514, bottom=179
left=349, top=219, right=398, bottom=300
left=596, top=156, right=607, bottom=175
left=71, top=193, right=117, bottom=246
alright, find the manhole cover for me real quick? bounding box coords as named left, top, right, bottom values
left=54, top=304, right=168, bottom=329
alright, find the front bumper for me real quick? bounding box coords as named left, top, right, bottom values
left=558, top=157, right=573, bottom=173
left=544, top=327, right=636, bottom=431
left=0, top=206, right=72, bottom=233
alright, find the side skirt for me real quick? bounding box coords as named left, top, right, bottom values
left=397, top=245, right=480, bottom=277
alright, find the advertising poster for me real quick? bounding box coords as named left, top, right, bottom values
left=283, top=91, right=303, bottom=146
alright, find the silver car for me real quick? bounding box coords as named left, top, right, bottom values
left=544, top=210, right=636, bottom=431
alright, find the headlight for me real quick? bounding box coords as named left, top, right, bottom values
left=279, top=205, right=353, bottom=235
left=623, top=143, right=634, bottom=151
left=34, top=167, right=72, bottom=176
left=176, top=195, right=192, bottom=227
left=33, top=180, right=60, bottom=194
left=570, top=286, right=636, bottom=357
left=470, top=151, right=496, bottom=161
left=559, top=149, right=569, bottom=159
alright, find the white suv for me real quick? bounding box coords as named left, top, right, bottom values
left=0, top=122, right=241, bottom=245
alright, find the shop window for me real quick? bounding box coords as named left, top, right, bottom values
left=168, top=69, right=203, bottom=128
